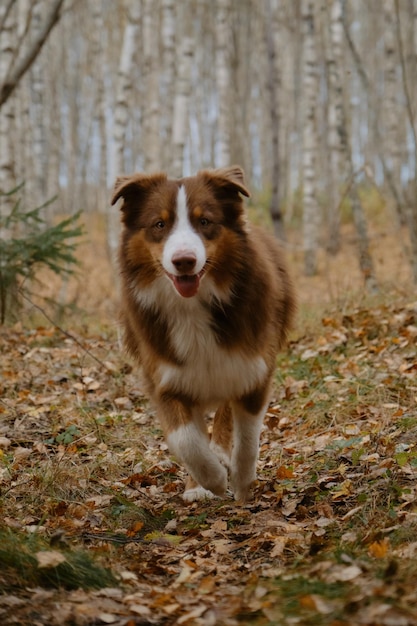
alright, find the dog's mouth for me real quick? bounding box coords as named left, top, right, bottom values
left=167, top=268, right=205, bottom=298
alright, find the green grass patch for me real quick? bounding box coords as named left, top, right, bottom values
left=0, top=529, right=117, bottom=591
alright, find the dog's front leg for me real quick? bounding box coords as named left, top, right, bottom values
left=230, top=391, right=269, bottom=502
left=157, top=397, right=227, bottom=498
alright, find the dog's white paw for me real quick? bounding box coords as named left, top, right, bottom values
left=182, top=486, right=218, bottom=502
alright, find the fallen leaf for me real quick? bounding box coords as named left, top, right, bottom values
left=326, top=564, right=362, bottom=582
left=35, top=550, right=66, bottom=568
left=368, top=538, right=390, bottom=558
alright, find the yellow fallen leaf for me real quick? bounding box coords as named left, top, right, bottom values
left=368, top=538, right=389, bottom=558
left=331, top=479, right=353, bottom=500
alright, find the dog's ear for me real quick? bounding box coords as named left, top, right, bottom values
left=111, top=172, right=167, bottom=207
left=199, top=165, right=251, bottom=198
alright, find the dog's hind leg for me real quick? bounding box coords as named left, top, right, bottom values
left=210, top=402, right=233, bottom=467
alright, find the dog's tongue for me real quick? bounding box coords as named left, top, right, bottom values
left=173, top=274, right=200, bottom=298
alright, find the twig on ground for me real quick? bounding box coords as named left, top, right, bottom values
left=18, top=288, right=107, bottom=369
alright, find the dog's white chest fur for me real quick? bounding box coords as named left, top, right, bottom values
left=134, top=277, right=267, bottom=405
left=157, top=290, right=267, bottom=405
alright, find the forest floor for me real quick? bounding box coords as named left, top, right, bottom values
left=1, top=217, right=417, bottom=625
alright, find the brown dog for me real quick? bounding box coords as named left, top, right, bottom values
left=112, top=166, right=295, bottom=502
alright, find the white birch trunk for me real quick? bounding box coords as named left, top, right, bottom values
left=91, top=0, right=108, bottom=209
left=264, top=0, right=284, bottom=238
left=30, top=1, right=46, bottom=205
left=171, top=9, right=194, bottom=178
left=383, top=0, right=402, bottom=186
left=110, top=3, right=141, bottom=182
left=332, top=0, right=378, bottom=292
left=325, top=0, right=345, bottom=254
left=161, top=0, right=176, bottom=171
left=0, top=4, right=16, bottom=207
left=301, top=0, right=320, bottom=276
left=109, top=1, right=141, bottom=264
left=143, top=0, right=160, bottom=172
left=215, top=0, right=232, bottom=167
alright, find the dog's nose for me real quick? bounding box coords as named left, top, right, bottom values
left=172, top=253, right=197, bottom=273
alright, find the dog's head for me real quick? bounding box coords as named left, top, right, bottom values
left=112, top=166, right=250, bottom=298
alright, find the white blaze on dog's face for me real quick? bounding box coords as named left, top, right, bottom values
left=162, top=185, right=207, bottom=298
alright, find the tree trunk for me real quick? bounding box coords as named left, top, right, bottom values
left=143, top=0, right=160, bottom=172
left=383, top=0, right=403, bottom=193
left=0, top=0, right=65, bottom=108
left=171, top=8, right=194, bottom=178
left=108, top=1, right=141, bottom=264
left=0, top=3, right=16, bottom=201
left=395, top=0, right=417, bottom=282
left=215, top=0, right=232, bottom=167
left=161, top=0, right=176, bottom=172
left=338, top=0, right=378, bottom=292
left=324, top=0, right=345, bottom=254
left=31, top=1, right=47, bottom=206
left=264, top=0, right=285, bottom=240
left=301, top=0, right=320, bottom=276
left=342, top=4, right=404, bottom=221
left=90, top=0, right=108, bottom=210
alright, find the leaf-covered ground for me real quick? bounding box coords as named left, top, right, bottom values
left=1, top=293, right=417, bottom=625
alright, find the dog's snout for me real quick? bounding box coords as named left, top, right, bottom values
left=172, top=253, right=197, bottom=273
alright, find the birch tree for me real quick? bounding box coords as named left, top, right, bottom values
left=324, top=0, right=345, bottom=254
left=30, top=1, right=47, bottom=204
left=264, top=0, right=284, bottom=239
left=0, top=0, right=65, bottom=108
left=0, top=3, right=16, bottom=198
left=394, top=0, right=417, bottom=281
left=383, top=0, right=402, bottom=192
left=109, top=1, right=141, bottom=262
left=143, top=0, right=161, bottom=171
left=161, top=0, right=176, bottom=171
left=90, top=0, right=108, bottom=208
left=215, top=0, right=232, bottom=167
left=301, top=0, right=320, bottom=276
left=332, top=0, right=378, bottom=292
left=171, top=7, right=194, bottom=178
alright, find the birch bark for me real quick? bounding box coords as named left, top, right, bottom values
left=394, top=0, right=417, bottom=282
left=161, top=0, right=175, bottom=171
left=215, top=0, right=232, bottom=167
left=171, top=8, right=194, bottom=178
left=0, top=4, right=16, bottom=199
left=332, top=0, right=378, bottom=292
left=109, top=1, right=141, bottom=263
left=324, top=0, right=345, bottom=254
left=90, top=0, right=108, bottom=205
left=301, top=0, right=320, bottom=276
left=264, top=0, right=284, bottom=239
left=143, top=0, right=160, bottom=171
left=30, top=1, right=46, bottom=205
left=383, top=0, right=402, bottom=188
left=0, top=0, right=65, bottom=107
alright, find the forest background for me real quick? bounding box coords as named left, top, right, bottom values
left=1, top=1, right=417, bottom=625
left=1, top=0, right=417, bottom=297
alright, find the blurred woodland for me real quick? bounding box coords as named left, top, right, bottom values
left=1, top=0, right=417, bottom=294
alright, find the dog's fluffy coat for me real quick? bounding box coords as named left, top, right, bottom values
left=112, top=166, right=295, bottom=502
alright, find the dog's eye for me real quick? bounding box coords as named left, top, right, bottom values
left=154, top=220, right=165, bottom=230
left=200, top=218, right=210, bottom=227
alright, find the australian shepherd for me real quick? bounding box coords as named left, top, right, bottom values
left=111, top=166, right=295, bottom=502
